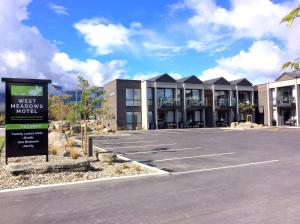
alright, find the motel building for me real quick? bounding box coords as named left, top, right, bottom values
left=256, top=71, right=300, bottom=127
left=104, top=74, right=256, bottom=130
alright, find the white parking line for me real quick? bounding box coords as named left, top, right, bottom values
left=94, top=136, right=145, bottom=140
left=100, top=140, right=156, bottom=145
left=153, top=152, right=235, bottom=162
left=105, top=143, right=176, bottom=150
left=173, top=160, right=279, bottom=175
left=125, top=146, right=204, bottom=155
left=155, top=130, right=187, bottom=135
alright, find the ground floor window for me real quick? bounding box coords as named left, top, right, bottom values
left=166, top=111, right=174, bottom=122
left=126, top=112, right=141, bottom=130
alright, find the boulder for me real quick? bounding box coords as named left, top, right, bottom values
left=6, top=159, right=90, bottom=175
left=62, top=122, right=71, bottom=132
left=230, top=122, right=237, bottom=128
left=71, top=125, right=81, bottom=134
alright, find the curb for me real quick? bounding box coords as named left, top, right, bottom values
left=0, top=172, right=166, bottom=194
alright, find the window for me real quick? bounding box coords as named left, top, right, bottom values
left=192, top=90, right=199, bottom=99
left=165, top=89, right=173, bottom=99
left=126, top=88, right=141, bottom=106
left=148, top=111, right=153, bottom=122
left=239, top=91, right=251, bottom=103
left=126, top=112, right=142, bottom=130
left=147, top=88, right=153, bottom=106
left=157, top=89, right=164, bottom=99
left=166, top=111, right=174, bottom=122
left=195, top=111, right=201, bottom=121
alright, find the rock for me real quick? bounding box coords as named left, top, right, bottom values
left=48, top=122, right=54, bottom=132
left=230, top=122, right=237, bottom=128
left=71, top=125, right=81, bottom=134
left=62, top=122, right=71, bottom=132
left=49, top=132, right=68, bottom=154
left=6, top=159, right=90, bottom=175
left=98, top=153, right=117, bottom=163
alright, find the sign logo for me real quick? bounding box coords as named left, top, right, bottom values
left=11, top=85, right=43, bottom=96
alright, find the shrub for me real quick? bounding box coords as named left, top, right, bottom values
left=69, top=148, right=80, bottom=160
left=48, top=144, right=58, bottom=155
left=0, top=114, right=5, bottom=126
left=65, top=137, right=77, bottom=148
left=121, top=164, right=130, bottom=169
left=0, top=136, right=4, bottom=153
left=131, top=164, right=142, bottom=172
left=114, top=166, right=124, bottom=175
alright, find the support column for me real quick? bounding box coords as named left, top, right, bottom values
left=295, top=79, right=300, bottom=126
left=212, top=85, right=216, bottom=127
left=183, top=84, right=187, bottom=128
left=251, top=90, right=255, bottom=123
left=154, top=83, right=158, bottom=129
left=266, top=83, right=272, bottom=126
left=274, top=87, right=279, bottom=126
left=202, top=89, right=206, bottom=127
left=229, top=90, right=233, bottom=124
left=236, top=86, right=239, bottom=122
left=141, top=81, right=148, bottom=130
left=175, top=87, right=179, bottom=129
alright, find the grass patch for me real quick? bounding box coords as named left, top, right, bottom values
left=0, top=136, right=4, bottom=153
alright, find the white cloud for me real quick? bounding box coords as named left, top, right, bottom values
left=49, top=2, right=69, bottom=16
left=74, top=18, right=130, bottom=55
left=51, top=53, right=126, bottom=87
left=0, top=0, right=127, bottom=91
left=74, top=17, right=184, bottom=59
left=170, top=0, right=300, bottom=82
left=200, top=40, right=284, bottom=84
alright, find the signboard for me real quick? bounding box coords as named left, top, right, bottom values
left=1, top=78, right=51, bottom=164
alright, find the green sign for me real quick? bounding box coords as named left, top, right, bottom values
left=1, top=78, right=51, bottom=164
left=11, top=85, right=43, bottom=96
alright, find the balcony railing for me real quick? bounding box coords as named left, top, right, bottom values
left=186, top=97, right=207, bottom=108
left=215, top=98, right=230, bottom=107
left=157, top=97, right=180, bottom=108
left=273, top=96, right=295, bottom=106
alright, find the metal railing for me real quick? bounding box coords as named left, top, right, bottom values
left=186, top=97, right=207, bottom=107
left=215, top=98, right=230, bottom=107
left=157, top=98, right=180, bottom=108
left=273, top=96, right=295, bottom=106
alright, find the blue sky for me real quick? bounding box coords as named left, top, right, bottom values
left=0, top=0, right=299, bottom=89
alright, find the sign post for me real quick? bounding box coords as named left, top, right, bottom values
left=1, top=78, right=51, bottom=164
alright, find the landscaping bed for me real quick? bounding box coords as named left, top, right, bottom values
left=0, top=150, right=155, bottom=190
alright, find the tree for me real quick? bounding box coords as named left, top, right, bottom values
left=281, top=4, right=300, bottom=71
left=77, top=76, right=104, bottom=156
left=239, top=102, right=256, bottom=122
left=48, top=95, right=71, bottom=121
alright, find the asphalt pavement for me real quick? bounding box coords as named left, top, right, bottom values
left=1, top=128, right=300, bottom=224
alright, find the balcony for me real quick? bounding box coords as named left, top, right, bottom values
left=186, top=97, right=207, bottom=108
left=273, top=96, right=295, bottom=106
left=157, top=98, right=180, bottom=108
left=215, top=98, right=230, bottom=108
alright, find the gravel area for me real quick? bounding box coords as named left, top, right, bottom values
left=0, top=152, right=155, bottom=190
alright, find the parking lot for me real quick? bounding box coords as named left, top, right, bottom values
left=93, top=127, right=300, bottom=175
left=3, top=127, right=300, bottom=224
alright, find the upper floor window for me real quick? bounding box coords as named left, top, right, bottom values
left=186, top=89, right=200, bottom=99
left=239, top=91, right=251, bottom=103
left=157, top=88, right=174, bottom=99
left=147, top=88, right=153, bottom=106
left=126, top=88, right=141, bottom=106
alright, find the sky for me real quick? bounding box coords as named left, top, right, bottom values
left=0, top=0, right=300, bottom=90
